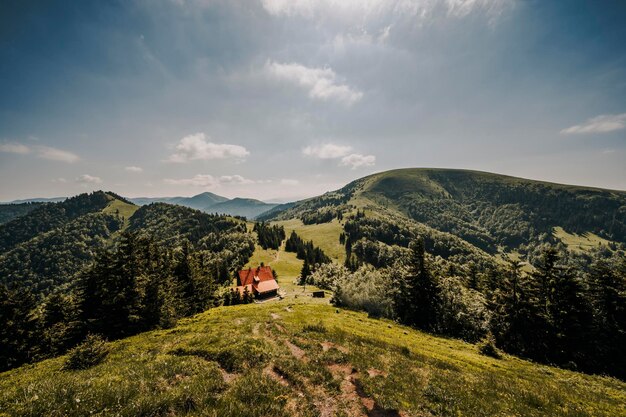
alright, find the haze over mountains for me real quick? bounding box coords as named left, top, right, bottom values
left=129, top=192, right=278, bottom=219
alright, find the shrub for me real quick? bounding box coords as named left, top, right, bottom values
left=302, top=323, right=327, bottom=333
left=331, top=266, right=395, bottom=319
left=478, top=333, right=501, bottom=359
left=63, top=334, right=109, bottom=370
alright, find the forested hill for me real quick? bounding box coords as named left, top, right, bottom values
left=0, top=192, right=133, bottom=296
left=0, top=191, right=114, bottom=253
left=262, top=168, right=626, bottom=253
left=0, top=194, right=250, bottom=298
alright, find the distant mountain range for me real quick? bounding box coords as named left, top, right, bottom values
left=129, top=192, right=278, bottom=219
left=4, top=192, right=279, bottom=220
left=8, top=197, right=67, bottom=204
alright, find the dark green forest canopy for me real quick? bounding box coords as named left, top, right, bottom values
left=0, top=191, right=113, bottom=253
left=0, top=212, right=124, bottom=295
left=0, top=202, right=42, bottom=225
left=127, top=203, right=247, bottom=247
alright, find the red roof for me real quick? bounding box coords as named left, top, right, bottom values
left=237, top=266, right=279, bottom=295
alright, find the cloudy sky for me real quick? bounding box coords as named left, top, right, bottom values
left=1, top=0, right=625, bottom=202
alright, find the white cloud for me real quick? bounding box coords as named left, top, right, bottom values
left=76, top=174, right=103, bottom=185
left=303, top=143, right=376, bottom=169
left=164, top=174, right=257, bottom=187
left=261, top=0, right=513, bottom=22
left=218, top=175, right=256, bottom=185
left=303, top=143, right=353, bottom=159
left=0, top=143, right=30, bottom=154
left=280, top=178, right=300, bottom=185
left=267, top=61, right=363, bottom=105
left=125, top=166, right=143, bottom=173
left=0, top=142, right=78, bottom=163
left=560, top=113, right=626, bottom=135
left=36, top=146, right=80, bottom=163
left=446, top=0, right=514, bottom=19
left=164, top=174, right=218, bottom=187
left=51, top=177, right=67, bottom=183
left=168, top=133, right=250, bottom=163
left=340, top=153, right=376, bottom=169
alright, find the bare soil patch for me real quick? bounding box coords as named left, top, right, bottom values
left=285, top=340, right=306, bottom=361
left=367, top=368, right=388, bottom=378
left=321, top=341, right=349, bottom=353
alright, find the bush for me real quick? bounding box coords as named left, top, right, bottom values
left=302, top=323, right=327, bottom=333
left=478, top=333, right=501, bottom=359
left=63, top=334, right=109, bottom=370
left=331, top=266, right=395, bottom=319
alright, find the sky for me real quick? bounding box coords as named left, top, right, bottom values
left=1, top=0, right=625, bottom=202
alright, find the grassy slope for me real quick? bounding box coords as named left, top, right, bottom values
left=102, top=197, right=139, bottom=228
left=553, top=226, right=612, bottom=253
left=1, top=300, right=624, bottom=416
left=274, top=218, right=346, bottom=263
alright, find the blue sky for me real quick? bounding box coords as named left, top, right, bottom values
left=1, top=0, right=625, bottom=201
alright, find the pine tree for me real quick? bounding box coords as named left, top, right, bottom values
left=466, top=261, right=479, bottom=290
left=300, top=259, right=311, bottom=285
left=77, top=248, right=114, bottom=336
left=109, top=232, right=143, bottom=336
left=404, top=238, right=440, bottom=331
left=548, top=265, right=592, bottom=367
left=39, top=292, right=81, bottom=357
left=173, top=240, right=195, bottom=316
left=587, top=255, right=626, bottom=377
left=491, top=260, right=544, bottom=358
left=0, top=285, right=38, bottom=371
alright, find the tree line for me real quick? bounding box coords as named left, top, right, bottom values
left=254, top=222, right=285, bottom=250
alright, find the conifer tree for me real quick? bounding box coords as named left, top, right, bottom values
left=0, top=284, right=38, bottom=371
left=404, top=238, right=440, bottom=331
left=300, top=259, right=311, bottom=285
left=173, top=240, right=195, bottom=315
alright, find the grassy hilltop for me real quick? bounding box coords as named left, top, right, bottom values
left=261, top=168, right=626, bottom=255
left=1, top=298, right=625, bottom=417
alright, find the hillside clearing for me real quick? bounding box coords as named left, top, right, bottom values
left=553, top=226, right=613, bottom=252
left=102, top=198, right=139, bottom=228
left=274, top=218, right=346, bottom=263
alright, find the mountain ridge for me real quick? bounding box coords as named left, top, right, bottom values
left=260, top=167, right=626, bottom=257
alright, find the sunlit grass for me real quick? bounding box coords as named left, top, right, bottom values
left=102, top=198, right=139, bottom=228
left=1, top=300, right=624, bottom=416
